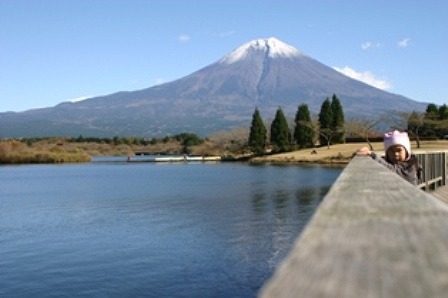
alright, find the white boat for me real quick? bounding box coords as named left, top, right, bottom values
left=203, top=156, right=222, bottom=162
left=185, top=156, right=203, bottom=162
left=154, top=156, right=185, bottom=162
left=152, top=155, right=221, bottom=163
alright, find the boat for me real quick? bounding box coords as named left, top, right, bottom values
left=154, top=156, right=185, bottom=162
left=203, top=156, right=222, bottom=162
left=185, top=156, right=203, bottom=162
left=151, top=155, right=222, bottom=163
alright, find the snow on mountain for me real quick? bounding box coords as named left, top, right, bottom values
left=68, top=95, right=92, bottom=103
left=219, top=37, right=303, bottom=64
left=0, top=37, right=427, bottom=138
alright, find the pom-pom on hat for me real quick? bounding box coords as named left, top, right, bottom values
left=383, top=130, right=411, bottom=159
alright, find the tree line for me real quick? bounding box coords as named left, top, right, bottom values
left=72, top=133, right=204, bottom=147
left=248, top=94, right=344, bottom=155
left=407, top=103, right=448, bottom=147
left=16, top=133, right=205, bottom=153
left=249, top=94, right=448, bottom=155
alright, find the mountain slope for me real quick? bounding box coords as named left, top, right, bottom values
left=0, top=37, right=426, bottom=138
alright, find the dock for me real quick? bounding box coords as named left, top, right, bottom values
left=260, top=153, right=448, bottom=298
left=432, top=185, right=448, bottom=204
left=127, top=155, right=222, bottom=163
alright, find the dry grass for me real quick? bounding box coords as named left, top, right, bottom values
left=251, top=140, right=448, bottom=164
left=0, top=138, right=240, bottom=164
left=0, top=151, right=91, bottom=164
left=1, top=138, right=446, bottom=164
left=0, top=140, right=91, bottom=164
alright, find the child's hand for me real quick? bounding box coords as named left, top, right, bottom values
left=356, top=146, right=372, bottom=156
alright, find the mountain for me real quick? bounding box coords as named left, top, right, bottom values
left=0, top=37, right=427, bottom=138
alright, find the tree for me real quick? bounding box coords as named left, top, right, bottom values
left=174, top=133, right=204, bottom=153
left=318, top=97, right=332, bottom=147
left=439, top=104, right=448, bottom=120
left=330, top=94, right=345, bottom=143
left=248, top=108, right=267, bottom=155
left=426, top=103, right=439, bottom=118
left=294, top=103, right=315, bottom=148
left=386, top=107, right=446, bottom=148
left=270, top=107, right=291, bottom=152
left=407, top=111, right=425, bottom=148
left=422, top=103, right=443, bottom=137
left=436, top=104, right=448, bottom=138
left=76, top=135, right=85, bottom=142
left=345, top=116, right=384, bottom=150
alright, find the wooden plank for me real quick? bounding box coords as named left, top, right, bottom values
left=432, top=186, right=448, bottom=204
left=260, top=156, right=448, bottom=298
left=415, top=151, right=448, bottom=191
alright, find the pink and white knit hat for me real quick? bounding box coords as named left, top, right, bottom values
left=383, top=130, right=411, bottom=159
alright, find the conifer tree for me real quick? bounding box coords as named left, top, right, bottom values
left=425, top=103, right=439, bottom=119
left=330, top=94, right=345, bottom=143
left=422, top=103, right=439, bottom=136
left=294, top=103, right=315, bottom=148
left=424, top=104, right=448, bottom=138
left=438, top=104, right=448, bottom=120
left=318, top=97, right=332, bottom=146
left=270, top=107, right=291, bottom=152
left=248, top=108, right=267, bottom=155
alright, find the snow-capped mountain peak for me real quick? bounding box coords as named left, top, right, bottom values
left=219, top=37, right=303, bottom=64
left=1, top=37, right=425, bottom=138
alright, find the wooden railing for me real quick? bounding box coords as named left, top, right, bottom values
left=415, top=151, right=448, bottom=191
left=260, top=156, right=448, bottom=298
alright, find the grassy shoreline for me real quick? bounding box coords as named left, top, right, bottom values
left=0, top=151, right=91, bottom=164
left=251, top=140, right=448, bottom=165
left=1, top=139, right=447, bottom=165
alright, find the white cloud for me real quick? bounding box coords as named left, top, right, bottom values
left=333, top=66, right=392, bottom=90
left=361, top=41, right=381, bottom=50
left=398, top=38, right=411, bottom=47
left=153, top=78, right=165, bottom=85
left=68, top=96, right=91, bottom=103
left=178, top=35, right=191, bottom=42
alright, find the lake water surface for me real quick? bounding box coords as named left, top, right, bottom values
left=0, top=159, right=342, bottom=297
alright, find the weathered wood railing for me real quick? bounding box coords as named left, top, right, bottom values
left=260, top=156, right=448, bottom=298
left=415, top=150, right=448, bottom=191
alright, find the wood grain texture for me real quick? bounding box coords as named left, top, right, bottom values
left=432, top=186, right=448, bottom=204
left=260, top=156, right=448, bottom=298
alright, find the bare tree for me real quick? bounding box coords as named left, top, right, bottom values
left=405, top=111, right=426, bottom=148
left=318, top=128, right=332, bottom=149
left=345, top=116, right=385, bottom=150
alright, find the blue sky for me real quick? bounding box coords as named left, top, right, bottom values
left=1, top=0, right=447, bottom=112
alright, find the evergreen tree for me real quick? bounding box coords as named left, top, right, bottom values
left=425, top=103, right=439, bottom=119
left=439, top=104, right=448, bottom=120
left=417, top=103, right=448, bottom=138
left=436, top=104, right=448, bottom=137
left=270, top=107, right=291, bottom=152
left=294, top=103, right=315, bottom=148
left=330, top=94, right=345, bottom=143
left=248, top=108, right=267, bottom=155
left=318, top=97, right=332, bottom=146
left=422, top=103, right=440, bottom=136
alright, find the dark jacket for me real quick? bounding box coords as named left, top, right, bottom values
left=371, top=153, right=420, bottom=185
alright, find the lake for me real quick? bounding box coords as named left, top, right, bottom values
left=0, top=159, right=342, bottom=297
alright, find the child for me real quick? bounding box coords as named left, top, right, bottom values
left=356, top=130, right=420, bottom=185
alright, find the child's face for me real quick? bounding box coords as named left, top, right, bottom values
left=386, top=145, right=408, bottom=163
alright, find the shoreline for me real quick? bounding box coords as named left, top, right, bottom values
left=251, top=140, right=448, bottom=166
left=250, top=159, right=350, bottom=166
left=2, top=140, right=447, bottom=165
left=250, top=143, right=369, bottom=165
